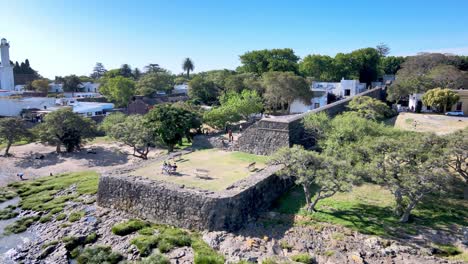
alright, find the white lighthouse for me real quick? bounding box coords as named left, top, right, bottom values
left=0, top=38, right=15, bottom=91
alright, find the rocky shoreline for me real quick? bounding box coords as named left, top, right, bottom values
left=1, top=192, right=465, bottom=264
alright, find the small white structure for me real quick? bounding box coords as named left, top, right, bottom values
left=0, top=38, right=15, bottom=91
left=290, top=79, right=367, bottom=113
left=173, top=83, right=188, bottom=95
left=48, top=82, right=100, bottom=94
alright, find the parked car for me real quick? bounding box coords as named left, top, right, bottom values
left=445, top=111, right=464, bottom=116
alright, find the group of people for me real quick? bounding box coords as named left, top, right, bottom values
left=162, top=161, right=177, bottom=175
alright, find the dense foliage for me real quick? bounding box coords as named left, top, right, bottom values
left=0, top=118, right=32, bottom=156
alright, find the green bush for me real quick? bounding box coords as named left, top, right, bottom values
left=63, top=236, right=81, bottom=251
left=0, top=188, right=17, bottom=203
left=262, top=258, right=279, bottom=264
left=112, top=219, right=149, bottom=236
left=290, top=253, right=315, bottom=264
left=433, top=243, right=462, bottom=257
left=130, top=235, right=160, bottom=256
left=39, top=213, right=53, bottom=223
left=138, top=227, right=155, bottom=236
left=4, top=215, right=40, bottom=234
left=84, top=232, right=98, bottom=244
left=0, top=207, right=19, bottom=220
left=192, top=234, right=224, bottom=264
left=56, top=213, right=67, bottom=221
left=76, top=246, right=123, bottom=264
left=141, top=252, right=170, bottom=264
left=69, top=211, right=85, bottom=222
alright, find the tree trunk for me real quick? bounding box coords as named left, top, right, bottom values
left=4, top=141, right=12, bottom=156
left=56, top=144, right=61, bottom=153
left=167, top=144, right=174, bottom=153
left=399, top=198, right=419, bottom=223
left=309, top=195, right=321, bottom=212
left=303, top=184, right=312, bottom=211
left=187, top=70, right=190, bottom=79
left=394, top=188, right=404, bottom=216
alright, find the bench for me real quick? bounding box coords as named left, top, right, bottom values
left=194, top=169, right=210, bottom=179
left=247, top=162, right=256, bottom=172
left=171, top=153, right=182, bottom=161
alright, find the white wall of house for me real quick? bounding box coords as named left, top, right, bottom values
left=290, top=92, right=328, bottom=114
left=0, top=97, right=56, bottom=116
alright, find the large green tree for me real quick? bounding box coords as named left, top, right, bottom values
left=90, top=62, right=107, bottom=79
left=365, top=133, right=452, bottom=222
left=182, top=58, right=194, bottom=78
left=270, top=145, right=355, bottom=212
left=381, top=56, right=405, bottom=75
left=238, top=48, right=299, bottom=75
left=262, top=71, right=312, bottom=113
left=0, top=118, right=32, bottom=156
left=136, top=72, right=174, bottom=96
left=99, top=76, right=136, bottom=107
left=347, top=96, right=392, bottom=120
left=35, top=109, right=97, bottom=153
left=422, top=88, right=460, bottom=113
left=188, top=75, right=220, bottom=105
left=446, top=128, right=468, bottom=199
left=145, top=105, right=201, bottom=152
left=299, top=54, right=334, bottom=81
left=99, top=112, right=127, bottom=134
left=203, top=90, right=263, bottom=129
left=31, top=79, right=50, bottom=93
left=57, top=75, right=82, bottom=95
left=107, top=115, right=155, bottom=159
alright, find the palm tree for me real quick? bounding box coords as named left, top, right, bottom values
left=182, top=58, right=194, bottom=79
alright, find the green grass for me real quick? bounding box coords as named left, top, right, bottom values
left=0, top=139, right=30, bottom=151
left=56, top=213, right=67, bottom=221
left=89, top=136, right=115, bottom=144
left=130, top=226, right=192, bottom=256
left=175, top=137, right=193, bottom=150
left=433, top=243, right=463, bottom=257
left=141, top=252, right=170, bottom=264
left=0, top=188, right=17, bottom=203
left=273, top=184, right=468, bottom=238
left=290, top=253, right=315, bottom=264
left=4, top=171, right=99, bottom=213
left=112, top=219, right=150, bottom=236
left=68, top=211, right=85, bottom=222
left=4, top=215, right=40, bottom=234
left=76, top=246, right=123, bottom=264
left=0, top=206, right=18, bottom=220
left=132, top=149, right=268, bottom=191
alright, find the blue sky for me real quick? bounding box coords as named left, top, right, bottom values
left=3, top=0, right=468, bottom=79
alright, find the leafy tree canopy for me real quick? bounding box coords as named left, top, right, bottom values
left=422, top=88, right=460, bottom=113
left=238, top=48, right=300, bottom=75
left=99, top=76, right=136, bottom=107
left=136, top=71, right=174, bottom=96
left=347, top=96, right=393, bottom=120
left=188, top=75, right=220, bottom=105
left=31, top=79, right=50, bottom=93
left=34, top=108, right=97, bottom=153
left=0, top=118, right=32, bottom=156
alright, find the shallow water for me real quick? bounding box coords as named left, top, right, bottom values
left=0, top=197, right=39, bottom=262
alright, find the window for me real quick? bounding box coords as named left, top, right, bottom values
left=314, top=103, right=320, bottom=109
left=95, top=111, right=103, bottom=116
left=344, top=89, right=351, bottom=96
left=456, top=102, right=462, bottom=111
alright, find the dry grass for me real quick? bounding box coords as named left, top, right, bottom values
left=393, top=112, right=467, bottom=135
left=131, top=149, right=268, bottom=191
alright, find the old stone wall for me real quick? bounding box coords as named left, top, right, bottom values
left=238, top=87, right=384, bottom=155
left=97, top=165, right=293, bottom=231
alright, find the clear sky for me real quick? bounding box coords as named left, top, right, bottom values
left=3, top=0, right=468, bottom=79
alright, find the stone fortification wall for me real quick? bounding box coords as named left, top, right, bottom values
left=97, top=165, right=293, bottom=231
left=237, top=87, right=384, bottom=155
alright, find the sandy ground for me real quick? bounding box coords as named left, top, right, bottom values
left=393, top=112, right=468, bottom=135
left=0, top=142, right=164, bottom=187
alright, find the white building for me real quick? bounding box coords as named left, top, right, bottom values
left=0, top=38, right=15, bottom=91
left=48, top=82, right=100, bottom=94
left=173, top=83, right=188, bottom=95
left=0, top=97, right=57, bottom=117
left=290, top=79, right=367, bottom=113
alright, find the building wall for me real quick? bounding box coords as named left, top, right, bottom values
left=238, top=87, right=384, bottom=155
left=0, top=97, right=56, bottom=117
left=97, top=165, right=293, bottom=231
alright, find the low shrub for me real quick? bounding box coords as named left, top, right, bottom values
left=56, top=213, right=67, bottom=221
left=76, top=246, right=123, bottom=264
left=0, top=188, right=17, bottom=203
left=0, top=207, right=19, bottom=220
left=290, top=253, right=315, bottom=264
left=191, top=234, right=224, bottom=264
left=63, top=236, right=81, bottom=251
left=39, top=213, right=53, bottom=223
left=433, top=243, right=462, bottom=257
left=4, top=215, right=40, bottom=234
left=131, top=235, right=160, bottom=256
left=141, top=252, right=170, bottom=264
left=112, top=219, right=149, bottom=236
left=69, top=211, right=85, bottom=222
left=84, top=232, right=98, bottom=244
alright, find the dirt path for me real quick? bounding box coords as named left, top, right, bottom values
left=0, top=142, right=164, bottom=187
left=394, top=112, right=468, bottom=134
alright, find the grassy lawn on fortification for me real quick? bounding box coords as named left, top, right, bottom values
left=131, top=149, right=268, bottom=191
left=273, top=184, right=468, bottom=238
